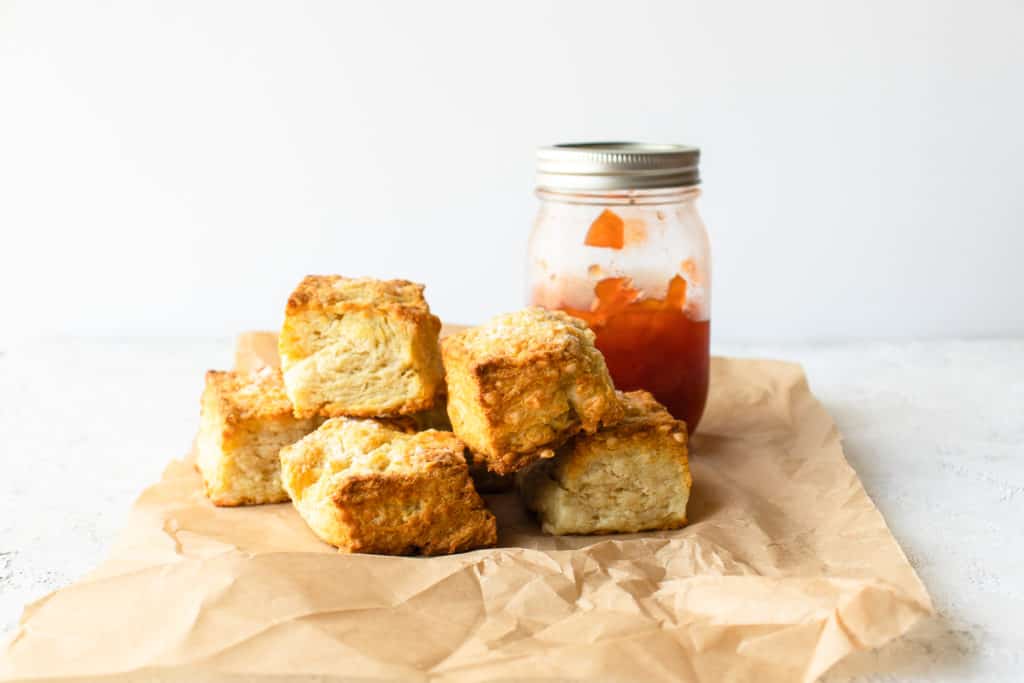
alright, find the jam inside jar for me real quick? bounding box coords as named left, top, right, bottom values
left=563, top=276, right=709, bottom=432
left=529, top=143, right=711, bottom=432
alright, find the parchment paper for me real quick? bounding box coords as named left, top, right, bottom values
left=0, top=331, right=932, bottom=683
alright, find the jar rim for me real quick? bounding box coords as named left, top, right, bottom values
left=535, top=185, right=701, bottom=206
left=536, top=142, right=700, bottom=191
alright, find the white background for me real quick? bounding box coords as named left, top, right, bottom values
left=1, top=0, right=1022, bottom=342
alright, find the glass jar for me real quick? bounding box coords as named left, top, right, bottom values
left=527, top=143, right=711, bottom=432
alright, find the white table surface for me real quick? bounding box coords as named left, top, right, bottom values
left=0, top=337, right=1021, bottom=682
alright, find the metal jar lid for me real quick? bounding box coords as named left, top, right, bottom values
left=536, top=142, right=700, bottom=191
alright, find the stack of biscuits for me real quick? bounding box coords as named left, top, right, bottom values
left=198, top=275, right=693, bottom=556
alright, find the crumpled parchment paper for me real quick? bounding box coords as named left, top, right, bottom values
left=0, top=332, right=931, bottom=683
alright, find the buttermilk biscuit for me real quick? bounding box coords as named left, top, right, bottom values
left=197, top=368, right=321, bottom=506
left=278, top=276, right=445, bottom=419
left=279, top=418, right=497, bottom=555
left=441, top=307, right=623, bottom=476
left=518, top=390, right=692, bottom=535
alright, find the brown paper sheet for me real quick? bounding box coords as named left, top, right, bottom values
left=0, top=332, right=932, bottom=683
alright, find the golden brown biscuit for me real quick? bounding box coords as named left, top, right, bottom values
left=441, top=307, right=623, bottom=475
left=279, top=418, right=497, bottom=555
left=278, top=276, right=445, bottom=419
left=518, top=390, right=692, bottom=535
left=197, top=368, right=321, bottom=506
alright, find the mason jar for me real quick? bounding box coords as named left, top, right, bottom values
left=527, top=142, right=711, bottom=432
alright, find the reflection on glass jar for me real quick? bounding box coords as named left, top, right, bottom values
left=527, top=143, right=711, bottom=432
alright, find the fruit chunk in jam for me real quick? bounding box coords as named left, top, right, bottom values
left=584, top=209, right=625, bottom=249
left=583, top=209, right=648, bottom=250
left=544, top=275, right=710, bottom=432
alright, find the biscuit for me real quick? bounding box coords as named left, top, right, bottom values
left=441, top=307, right=623, bottom=475
left=518, top=390, right=692, bottom=535
left=279, top=418, right=497, bottom=555
left=278, top=276, right=445, bottom=419
left=197, top=368, right=321, bottom=506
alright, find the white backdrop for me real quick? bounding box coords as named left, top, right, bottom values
left=1, top=0, right=1022, bottom=341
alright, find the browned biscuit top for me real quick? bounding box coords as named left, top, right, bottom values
left=203, top=368, right=294, bottom=424
left=285, top=275, right=430, bottom=314
left=596, top=390, right=685, bottom=439
left=441, top=307, right=595, bottom=364
left=294, top=418, right=467, bottom=476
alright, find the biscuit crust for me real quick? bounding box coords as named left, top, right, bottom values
left=441, top=308, right=623, bottom=475
left=197, top=368, right=321, bottom=506
left=519, top=390, right=692, bottom=535
left=279, top=276, right=445, bottom=419
left=279, top=418, right=497, bottom=555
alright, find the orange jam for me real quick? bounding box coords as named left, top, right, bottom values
left=535, top=275, right=710, bottom=432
